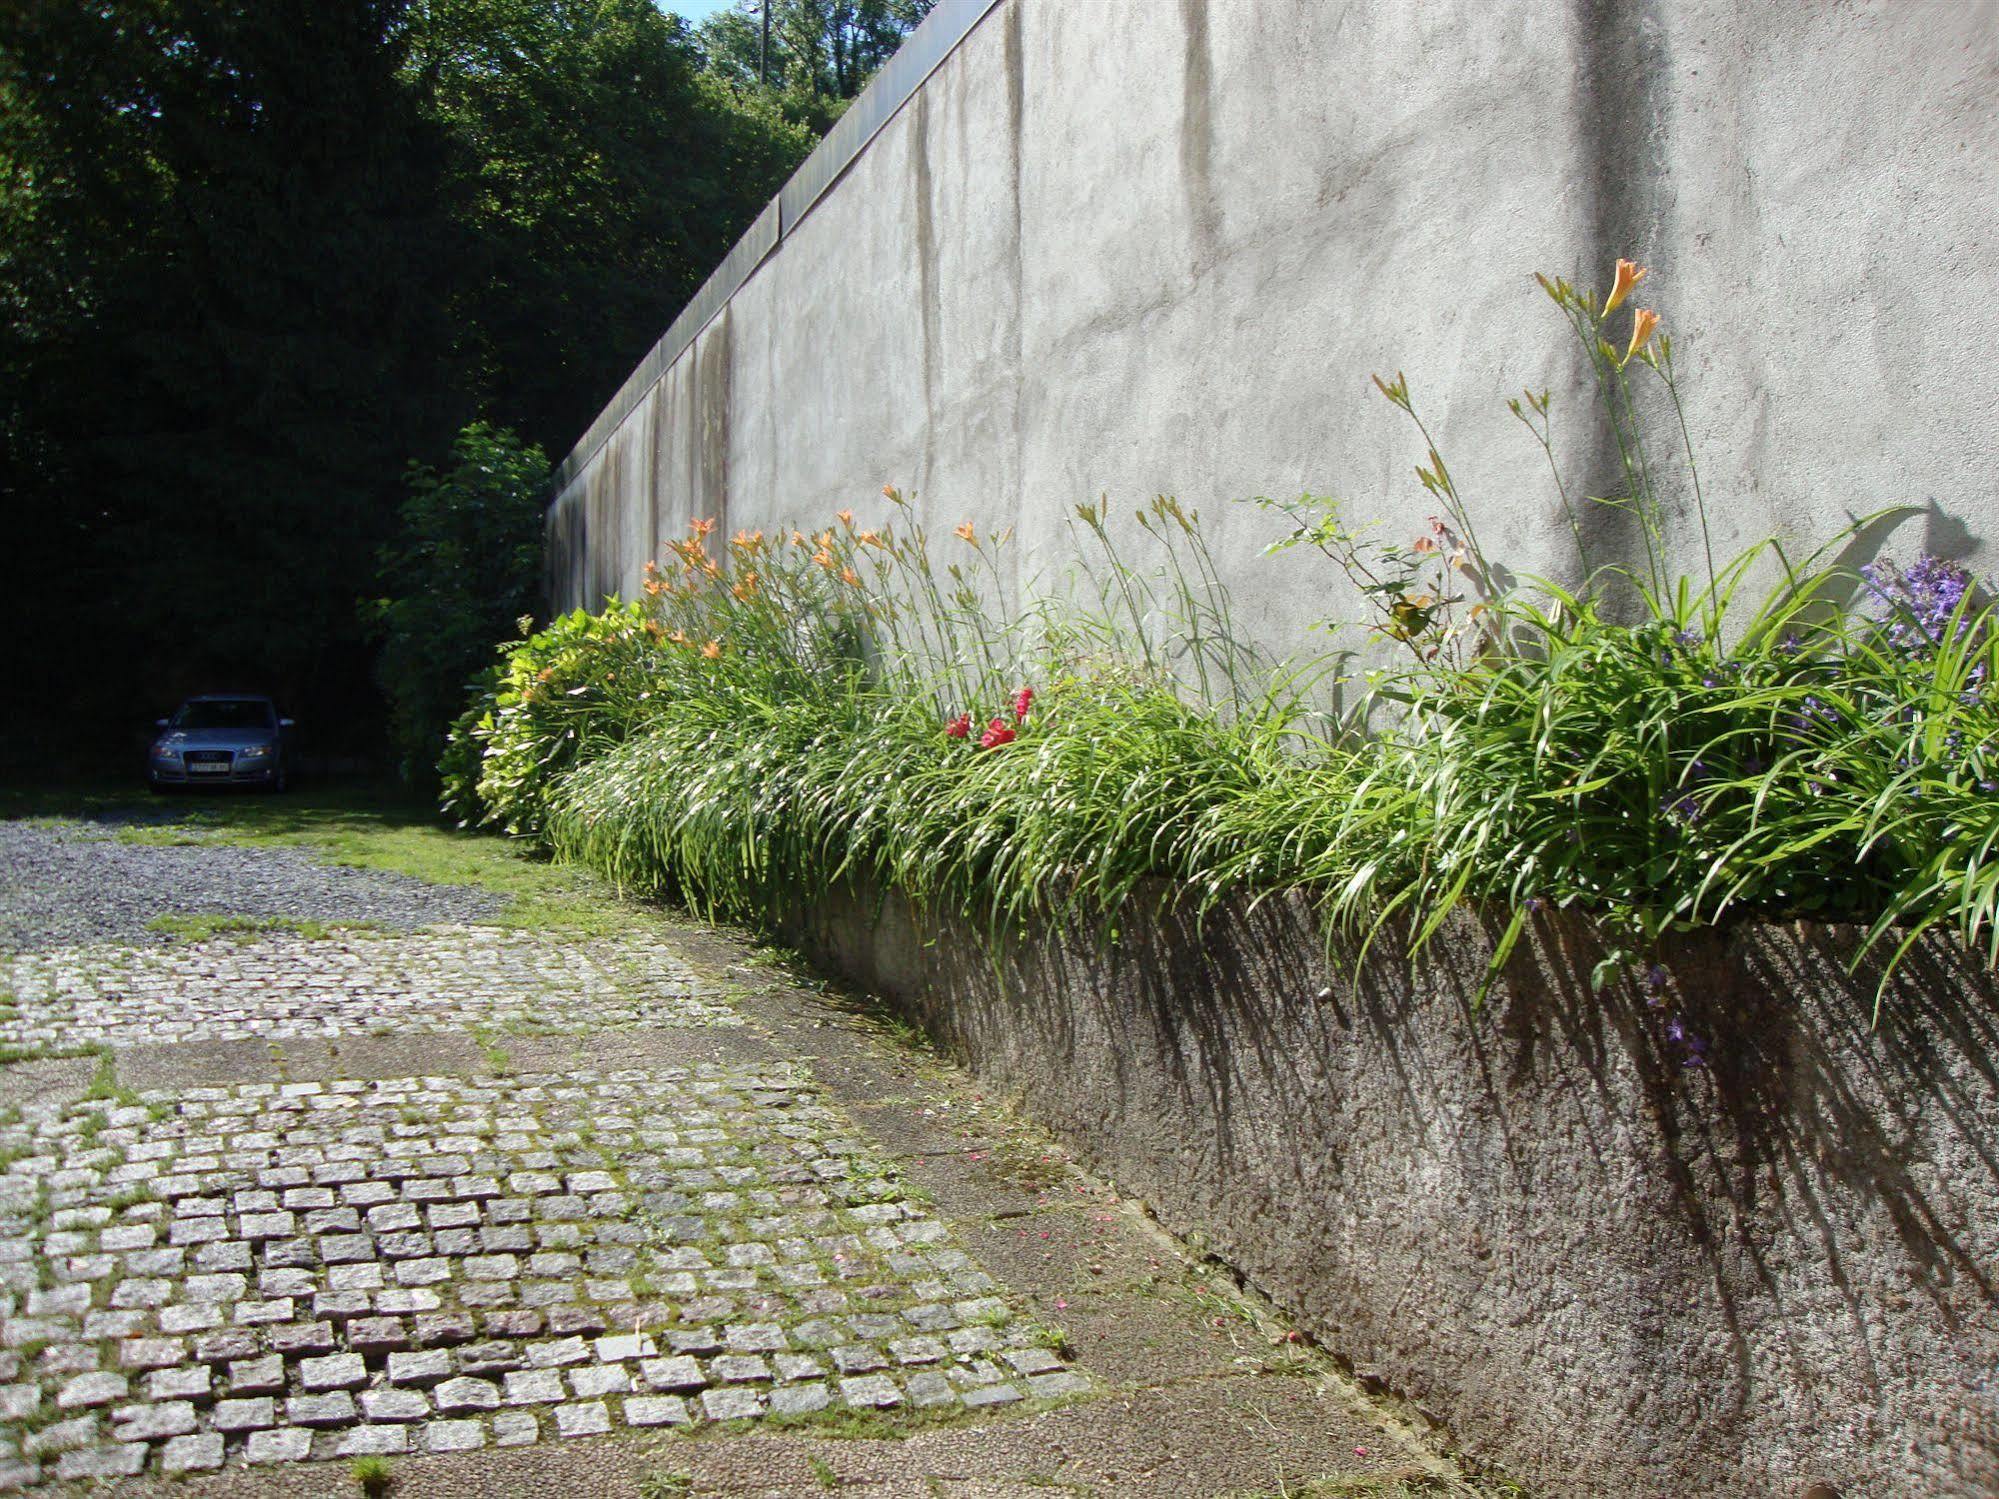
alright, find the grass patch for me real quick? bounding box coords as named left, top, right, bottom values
left=349, top=1453, right=395, bottom=1495
left=82, top=1054, right=143, bottom=1110
left=144, top=912, right=385, bottom=943
left=470, top=1025, right=514, bottom=1076
left=0, top=1040, right=109, bottom=1068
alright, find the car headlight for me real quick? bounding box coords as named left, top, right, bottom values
left=238, top=743, right=271, bottom=758
left=151, top=746, right=177, bottom=760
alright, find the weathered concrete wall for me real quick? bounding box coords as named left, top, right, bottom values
left=548, top=0, right=1999, bottom=638
left=550, top=6, right=1999, bottom=1488
left=779, top=887, right=1999, bottom=1499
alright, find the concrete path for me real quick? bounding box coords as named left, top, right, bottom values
left=0, top=810, right=1492, bottom=1497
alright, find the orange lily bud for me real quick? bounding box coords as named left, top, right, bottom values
left=1623, top=308, right=1660, bottom=365
left=1603, top=259, right=1648, bottom=317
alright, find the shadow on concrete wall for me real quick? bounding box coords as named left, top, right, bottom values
left=783, top=880, right=1999, bottom=1499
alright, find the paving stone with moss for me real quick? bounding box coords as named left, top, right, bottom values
left=0, top=806, right=1502, bottom=1498
left=2, top=928, right=739, bottom=1050
left=0, top=1066, right=1071, bottom=1483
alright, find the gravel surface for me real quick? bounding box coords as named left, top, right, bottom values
left=0, top=819, right=502, bottom=952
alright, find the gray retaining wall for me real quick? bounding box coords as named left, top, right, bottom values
left=547, top=0, right=1999, bottom=644
left=780, top=887, right=1998, bottom=1499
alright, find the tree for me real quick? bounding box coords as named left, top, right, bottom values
left=369, top=422, right=547, bottom=787
left=693, top=0, right=932, bottom=127
left=0, top=0, right=814, bottom=765
left=407, top=0, right=815, bottom=457
left=1, top=0, right=468, bottom=757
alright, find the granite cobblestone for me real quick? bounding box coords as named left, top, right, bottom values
left=0, top=1062, right=1073, bottom=1481
left=2, top=927, right=737, bottom=1050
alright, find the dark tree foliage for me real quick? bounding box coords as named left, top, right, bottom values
left=369, top=421, right=547, bottom=788
left=3, top=0, right=468, bottom=760
left=0, top=0, right=838, bottom=768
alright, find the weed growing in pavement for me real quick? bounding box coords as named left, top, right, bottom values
left=349, top=1453, right=395, bottom=1496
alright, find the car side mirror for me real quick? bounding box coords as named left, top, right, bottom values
left=279, top=718, right=295, bottom=729
left=155, top=719, right=169, bottom=730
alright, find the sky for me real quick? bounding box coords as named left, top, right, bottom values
left=666, top=0, right=737, bottom=20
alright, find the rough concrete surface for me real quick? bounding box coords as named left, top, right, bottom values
left=0, top=820, right=1474, bottom=1496
left=780, top=884, right=1999, bottom=1499
left=548, top=0, right=1999, bottom=655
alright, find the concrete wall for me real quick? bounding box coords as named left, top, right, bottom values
left=546, top=4, right=1999, bottom=1487
left=780, top=887, right=1999, bottom=1499
left=549, top=0, right=1999, bottom=641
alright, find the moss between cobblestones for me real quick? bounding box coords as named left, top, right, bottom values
left=144, top=913, right=386, bottom=944
left=1216, top=1474, right=1520, bottom=1498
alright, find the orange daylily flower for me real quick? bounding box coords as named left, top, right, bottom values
left=1603, top=259, right=1648, bottom=317
left=836, top=509, right=855, bottom=527
left=731, top=572, right=759, bottom=600
left=701, top=639, right=723, bottom=659
left=731, top=529, right=763, bottom=550
left=1623, top=308, right=1660, bottom=365
left=856, top=530, right=884, bottom=548
left=690, top=517, right=716, bottom=538
left=812, top=549, right=834, bottom=569
left=669, top=630, right=689, bottom=645
left=841, top=567, right=860, bottom=586
left=955, top=521, right=977, bottom=543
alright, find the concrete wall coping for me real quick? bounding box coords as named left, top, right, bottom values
left=551, top=0, right=1007, bottom=494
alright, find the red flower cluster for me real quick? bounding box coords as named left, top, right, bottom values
left=943, top=684, right=1034, bottom=750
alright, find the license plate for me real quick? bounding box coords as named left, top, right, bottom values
left=189, top=761, right=230, bottom=774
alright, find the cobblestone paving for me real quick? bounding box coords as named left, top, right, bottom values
left=2, top=928, right=741, bottom=1050
left=0, top=1066, right=1079, bottom=1486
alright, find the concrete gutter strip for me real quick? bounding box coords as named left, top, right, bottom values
left=551, top=0, right=1008, bottom=495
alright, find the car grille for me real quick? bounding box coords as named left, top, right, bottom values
left=184, top=751, right=232, bottom=767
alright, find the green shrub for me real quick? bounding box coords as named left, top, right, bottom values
left=442, top=261, right=1999, bottom=1014
left=370, top=422, right=549, bottom=788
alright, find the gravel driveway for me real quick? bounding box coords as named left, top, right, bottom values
left=0, top=819, right=500, bottom=952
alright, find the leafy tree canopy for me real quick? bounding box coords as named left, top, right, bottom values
left=693, top=0, right=934, bottom=131
left=0, top=0, right=915, bottom=764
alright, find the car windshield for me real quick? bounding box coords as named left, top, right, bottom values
left=173, top=700, right=273, bottom=731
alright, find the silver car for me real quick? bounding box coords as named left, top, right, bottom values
left=148, top=695, right=293, bottom=792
